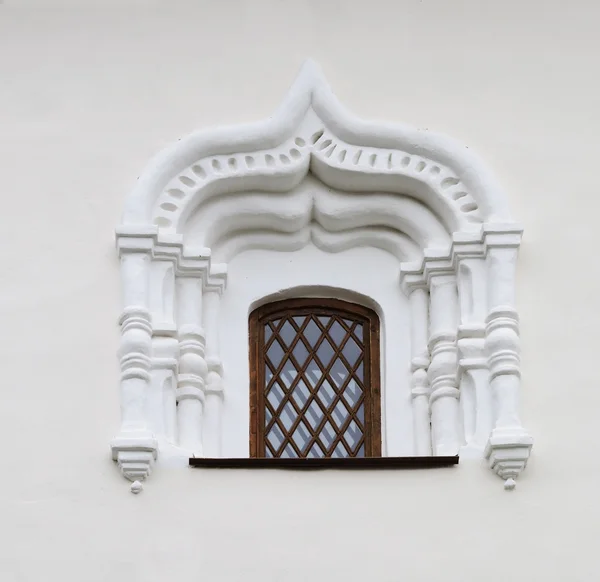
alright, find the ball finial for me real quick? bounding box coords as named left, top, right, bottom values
left=130, top=480, right=143, bottom=494
left=504, top=478, right=516, bottom=491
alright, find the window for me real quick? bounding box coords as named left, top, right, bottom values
left=115, top=62, right=531, bottom=489
left=249, top=298, right=381, bottom=458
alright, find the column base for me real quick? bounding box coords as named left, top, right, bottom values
left=111, top=433, right=157, bottom=482
left=484, top=426, right=533, bottom=489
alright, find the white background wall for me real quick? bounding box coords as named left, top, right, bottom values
left=1, top=1, right=598, bottom=580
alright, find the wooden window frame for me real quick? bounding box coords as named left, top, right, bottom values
left=249, top=298, right=382, bottom=458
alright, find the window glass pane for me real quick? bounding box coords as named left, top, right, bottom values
left=356, top=403, right=365, bottom=426
left=332, top=400, right=350, bottom=430
left=265, top=363, right=273, bottom=386
left=304, top=358, right=322, bottom=388
left=266, top=383, right=285, bottom=412
left=330, top=359, right=350, bottom=389
left=343, top=419, right=363, bottom=452
left=279, top=320, right=296, bottom=347
left=307, top=442, right=325, bottom=458
left=291, top=378, right=311, bottom=409
left=291, top=420, right=312, bottom=455
left=355, top=362, right=364, bottom=383
left=353, top=323, right=363, bottom=342
left=292, top=316, right=306, bottom=328
left=292, top=339, right=309, bottom=368
left=318, top=379, right=336, bottom=408
left=332, top=441, right=347, bottom=458
left=305, top=400, right=325, bottom=430
left=303, top=318, right=322, bottom=347
left=279, top=358, right=297, bottom=390
left=342, top=336, right=361, bottom=367
left=343, top=379, right=362, bottom=408
left=267, top=423, right=285, bottom=453
left=280, top=401, right=297, bottom=431
left=318, top=421, right=337, bottom=450
left=316, top=337, right=335, bottom=367
left=280, top=443, right=297, bottom=458
left=266, top=339, right=285, bottom=368
left=254, top=301, right=378, bottom=458
left=328, top=320, right=346, bottom=345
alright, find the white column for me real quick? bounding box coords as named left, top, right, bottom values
left=427, top=273, right=461, bottom=456
left=484, top=230, right=533, bottom=488
left=202, top=289, right=224, bottom=458
left=148, top=262, right=178, bottom=445
left=176, top=277, right=207, bottom=454
left=111, top=250, right=157, bottom=482
left=486, top=248, right=521, bottom=427
left=457, top=357, right=491, bottom=453
left=150, top=335, right=179, bottom=444
left=408, top=287, right=432, bottom=456
left=471, top=366, right=493, bottom=445
left=455, top=255, right=491, bottom=456
left=162, top=374, right=178, bottom=443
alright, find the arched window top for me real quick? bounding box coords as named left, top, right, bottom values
left=249, top=299, right=381, bottom=459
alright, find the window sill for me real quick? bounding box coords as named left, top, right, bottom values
left=189, top=456, right=459, bottom=470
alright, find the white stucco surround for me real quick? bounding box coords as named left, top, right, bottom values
left=113, top=61, right=532, bottom=491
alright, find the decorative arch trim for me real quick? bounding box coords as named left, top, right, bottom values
left=122, top=60, right=510, bottom=228
left=112, top=61, right=532, bottom=493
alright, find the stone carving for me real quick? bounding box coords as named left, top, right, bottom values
left=113, top=61, right=532, bottom=489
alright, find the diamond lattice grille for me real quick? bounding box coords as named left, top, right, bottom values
left=261, top=311, right=369, bottom=458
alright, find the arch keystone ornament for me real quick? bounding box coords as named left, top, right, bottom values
left=112, top=60, right=532, bottom=490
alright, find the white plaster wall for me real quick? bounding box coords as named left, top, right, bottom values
left=1, top=1, right=599, bottom=580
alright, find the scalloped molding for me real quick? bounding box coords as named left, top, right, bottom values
left=112, top=61, right=532, bottom=490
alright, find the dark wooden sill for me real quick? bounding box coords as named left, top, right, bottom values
left=189, top=456, right=459, bottom=470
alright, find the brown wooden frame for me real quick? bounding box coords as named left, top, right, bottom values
left=249, top=298, right=381, bottom=458
left=190, top=456, right=459, bottom=469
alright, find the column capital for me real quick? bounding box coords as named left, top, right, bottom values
left=116, top=226, right=157, bottom=256
left=483, top=223, right=523, bottom=250
left=203, top=264, right=228, bottom=296
left=115, top=225, right=228, bottom=292
left=399, top=260, right=427, bottom=295
left=451, top=230, right=485, bottom=265
left=423, top=249, right=455, bottom=287
left=400, top=251, right=461, bottom=295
